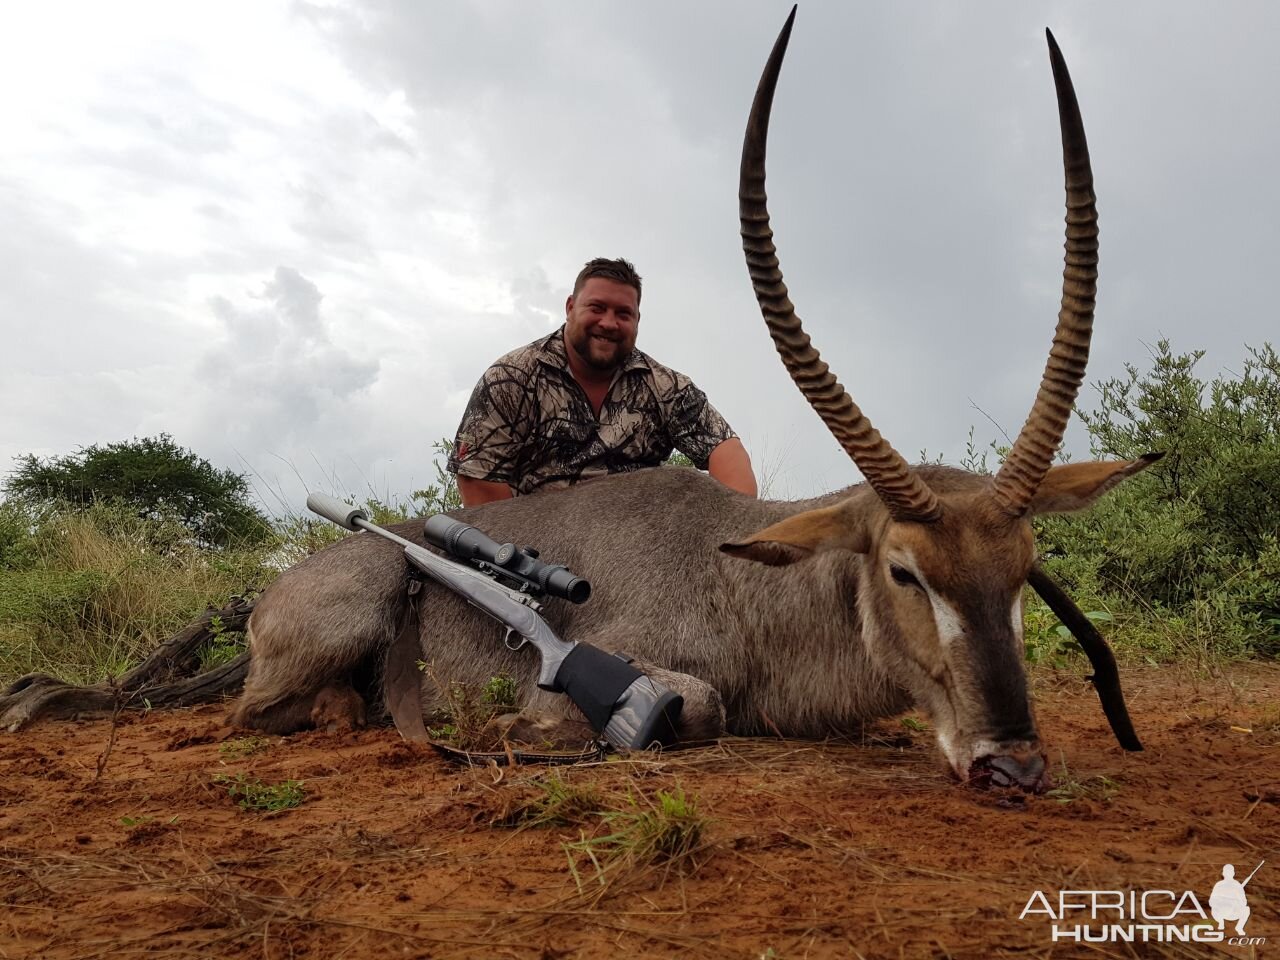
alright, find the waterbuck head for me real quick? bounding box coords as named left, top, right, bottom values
left=722, top=9, right=1157, bottom=791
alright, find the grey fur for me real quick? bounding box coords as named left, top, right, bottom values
left=232, top=467, right=914, bottom=740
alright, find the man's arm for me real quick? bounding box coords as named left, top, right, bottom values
left=707, top=438, right=758, bottom=498
left=457, top=474, right=514, bottom=508
left=447, top=360, right=532, bottom=508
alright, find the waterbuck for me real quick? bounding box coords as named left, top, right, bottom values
left=231, top=11, right=1154, bottom=792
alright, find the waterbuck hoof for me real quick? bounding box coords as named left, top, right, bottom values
left=310, top=684, right=367, bottom=733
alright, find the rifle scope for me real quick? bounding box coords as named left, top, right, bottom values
left=424, top=515, right=591, bottom=604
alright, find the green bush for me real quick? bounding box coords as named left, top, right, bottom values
left=1035, top=341, right=1280, bottom=660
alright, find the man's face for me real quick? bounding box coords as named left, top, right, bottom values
left=564, top=277, right=640, bottom=374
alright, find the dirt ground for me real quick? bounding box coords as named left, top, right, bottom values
left=2, top=664, right=1277, bottom=960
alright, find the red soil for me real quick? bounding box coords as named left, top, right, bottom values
left=2, top=665, right=1278, bottom=959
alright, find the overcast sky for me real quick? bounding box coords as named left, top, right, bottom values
left=2, top=1, right=1276, bottom=511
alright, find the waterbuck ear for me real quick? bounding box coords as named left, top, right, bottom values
left=1029, top=453, right=1163, bottom=515
left=719, top=503, right=872, bottom=567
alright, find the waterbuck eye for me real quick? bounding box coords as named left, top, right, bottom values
left=889, top=565, right=922, bottom=589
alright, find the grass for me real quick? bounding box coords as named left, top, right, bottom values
left=120, top=815, right=179, bottom=827
left=496, top=772, right=605, bottom=829
left=219, top=736, right=272, bottom=760
left=213, top=772, right=305, bottom=813
left=1044, top=758, right=1121, bottom=805
left=562, top=785, right=710, bottom=896
left=0, top=501, right=278, bottom=685
left=490, top=772, right=714, bottom=899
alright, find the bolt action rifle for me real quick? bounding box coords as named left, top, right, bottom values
left=306, top=492, right=684, bottom=750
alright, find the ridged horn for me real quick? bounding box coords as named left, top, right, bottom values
left=992, top=31, right=1099, bottom=517
left=740, top=7, right=941, bottom=524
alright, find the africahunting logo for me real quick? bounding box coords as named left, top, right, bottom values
left=1019, top=860, right=1266, bottom=946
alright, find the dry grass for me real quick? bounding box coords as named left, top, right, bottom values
left=1, top=503, right=274, bottom=684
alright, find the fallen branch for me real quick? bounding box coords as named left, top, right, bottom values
left=0, top=595, right=255, bottom=732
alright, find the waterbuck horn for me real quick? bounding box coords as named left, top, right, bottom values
left=739, top=6, right=942, bottom=524
left=992, top=31, right=1099, bottom=517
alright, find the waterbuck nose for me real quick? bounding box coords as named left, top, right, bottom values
left=971, top=751, right=1048, bottom=793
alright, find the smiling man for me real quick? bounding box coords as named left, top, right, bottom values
left=447, top=257, right=757, bottom=506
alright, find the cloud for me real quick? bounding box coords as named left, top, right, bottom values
left=183, top=267, right=378, bottom=486
left=2, top=1, right=1277, bottom=511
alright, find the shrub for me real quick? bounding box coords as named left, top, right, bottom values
left=1035, top=341, right=1280, bottom=659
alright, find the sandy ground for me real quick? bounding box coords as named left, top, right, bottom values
left=2, top=664, right=1278, bottom=960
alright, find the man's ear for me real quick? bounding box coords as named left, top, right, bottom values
left=564, top=294, right=575, bottom=317
left=720, top=502, right=872, bottom=567
left=1029, top=453, right=1163, bottom=515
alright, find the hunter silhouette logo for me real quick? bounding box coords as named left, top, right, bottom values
left=1210, top=861, right=1264, bottom=937
left=1019, top=859, right=1267, bottom=946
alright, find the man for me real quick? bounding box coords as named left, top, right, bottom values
left=1209, top=863, right=1255, bottom=936
left=448, top=257, right=756, bottom=507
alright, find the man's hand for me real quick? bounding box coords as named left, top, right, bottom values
left=457, top=475, right=515, bottom=508
left=707, top=438, right=758, bottom=498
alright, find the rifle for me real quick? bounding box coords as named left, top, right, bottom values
left=1241, top=860, right=1265, bottom=887
left=306, top=493, right=684, bottom=750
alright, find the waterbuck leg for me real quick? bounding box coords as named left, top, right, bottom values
left=0, top=597, right=254, bottom=732
left=545, top=622, right=726, bottom=742
left=627, top=658, right=726, bottom=743
left=383, top=586, right=429, bottom=743
left=1027, top=564, right=1142, bottom=751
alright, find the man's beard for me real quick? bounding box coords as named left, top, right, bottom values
left=570, top=330, right=632, bottom=372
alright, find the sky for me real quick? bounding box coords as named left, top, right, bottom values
left=2, top=1, right=1277, bottom=511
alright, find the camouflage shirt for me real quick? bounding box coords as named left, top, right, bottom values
left=447, top=326, right=736, bottom=496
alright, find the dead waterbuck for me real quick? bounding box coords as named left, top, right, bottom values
left=231, top=10, right=1155, bottom=792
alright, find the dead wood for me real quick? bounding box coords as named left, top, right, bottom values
left=0, top=595, right=255, bottom=732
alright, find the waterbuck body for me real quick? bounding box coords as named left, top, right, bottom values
left=237, top=469, right=909, bottom=743
left=233, top=11, right=1155, bottom=792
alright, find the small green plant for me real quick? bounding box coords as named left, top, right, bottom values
left=482, top=674, right=518, bottom=708
left=899, top=715, right=928, bottom=732
left=1023, top=593, right=1112, bottom=668
left=563, top=786, right=709, bottom=893
left=213, top=772, right=305, bottom=812
left=200, top=614, right=247, bottom=669
left=1045, top=760, right=1120, bottom=805
left=219, top=736, right=271, bottom=760
left=419, top=666, right=519, bottom=749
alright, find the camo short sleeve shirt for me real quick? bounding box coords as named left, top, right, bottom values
left=447, top=327, right=737, bottom=496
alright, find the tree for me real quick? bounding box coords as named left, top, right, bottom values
left=3, top=434, right=270, bottom=548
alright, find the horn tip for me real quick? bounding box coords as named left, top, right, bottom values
left=781, top=5, right=798, bottom=41
left=1045, top=28, right=1066, bottom=67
